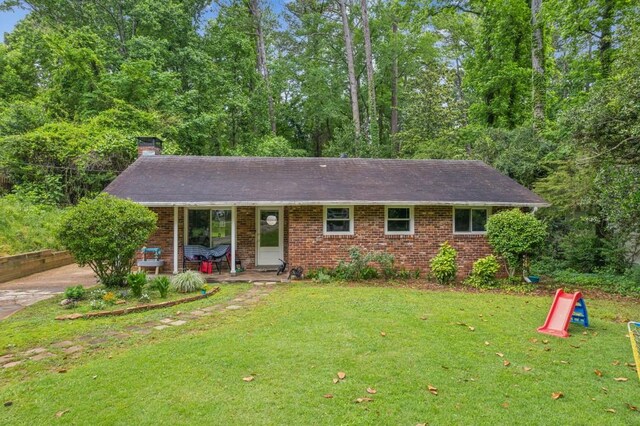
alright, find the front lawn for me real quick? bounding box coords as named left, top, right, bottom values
left=1, top=284, right=638, bottom=424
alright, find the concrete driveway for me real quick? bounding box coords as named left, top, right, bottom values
left=0, top=264, right=97, bottom=320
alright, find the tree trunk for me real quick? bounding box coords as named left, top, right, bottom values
left=249, top=0, right=276, bottom=134
left=360, top=0, right=377, bottom=143
left=531, top=0, right=545, bottom=129
left=338, top=0, right=361, bottom=139
left=390, top=21, right=399, bottom=141
left=598, top=0, right=613, bottom=78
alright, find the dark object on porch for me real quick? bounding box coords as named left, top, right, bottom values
left=276, top=259, right=288, bottom=275
left=288, top=266, right=304, bottom=280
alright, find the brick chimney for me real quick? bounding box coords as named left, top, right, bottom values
left=136, top=137, right=163, bottom=157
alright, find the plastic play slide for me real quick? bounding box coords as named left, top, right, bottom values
left=537, top=289, right=585, bottom=338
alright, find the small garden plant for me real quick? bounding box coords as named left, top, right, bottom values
left=429, top=241, right=458, bottom=284
left=126, top=271, right=148, bottom=298
left=151, top=276, right=171, bottom=298
left=63, top=285, right=86, bottom=301
left=172, top=270, right=205, bottom=293
left=465, top=255, right=500, bottom=288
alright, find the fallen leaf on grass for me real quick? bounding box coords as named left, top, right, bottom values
left=612, top=360, right=620, bottom=366
left=551, top=392, right=564, bottom=400
left=354, top=397, right=373, bottom=403
left=501, top=402, right=510, bottom=408
left=496, top=352, right=504, bottom=357
left=625, top=362, right=636, bottom=368
left=484, top=341, right=490, bottom=346
left=420, top=316, right=428, bottom=320
left=337, top=372, right=346, bottom=380
left=366, top=388, right=377, bottom=394
left=380, top=331, right=386, bottom=337
left=503, top=360, right=511, bottom=367
left=242, top=376, right=254, bottom=382
left=523, top=367, right=532, bottom=372
left=332, top=378, right=339, bottom=384
left=570, top=344, right=580, bottom=349
left=594, top=370, right=602, bottom=377
left=529, top=338, right=538, bottom=343
left=605, top=408, right=616, bottom=413
left=58, top=369, right=67, bottom=374
left=427, top=385, right=438, bottom=395
left=3, top=401, right=12, bottom=407
left=542, top=339, right=549, bottom=344
left=544, top=347, right=551, bottom=352
left=416, top=423, right=427, bottom=426
left=560, top=360, right=569, bottom=364
left=601, top=387, right=609, bottom=393
left=323, top=394, right=333, bottom=399
left=613, top=377, right=628, bottom=382
left=627, top=403, right=638, bottom=411
left=55, top=410, right=69, bottom=418
left=468, top=326, right=475, bottom=331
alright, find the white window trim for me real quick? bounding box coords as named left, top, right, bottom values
left=453, top=207, right=491, bottom=235
left=385, top=206, right=414, bottom=235
left=323, top=206, right=354, bottom=236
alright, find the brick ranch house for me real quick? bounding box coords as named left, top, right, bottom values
left=104, top=139, right=548, bottom=276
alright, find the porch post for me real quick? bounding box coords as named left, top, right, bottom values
left=173, top=205, right=179, bottom=274
left=231, top=206, right=237, bottom=275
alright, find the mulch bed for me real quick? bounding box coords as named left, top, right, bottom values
left=55, top=287, right=221, bottom=320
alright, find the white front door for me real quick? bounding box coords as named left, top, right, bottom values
left=256, top=207, right=283, bottom=266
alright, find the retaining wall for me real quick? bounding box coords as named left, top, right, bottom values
left=0, top=250, right=74, bottom=283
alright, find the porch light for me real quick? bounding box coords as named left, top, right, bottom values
left=266, top=215, right=277, bottom=226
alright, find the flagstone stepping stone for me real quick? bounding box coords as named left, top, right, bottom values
left=169, top=320, right=187, bottom=326
left=2, top=361, right=22, bottom=368
left=159, top=318, right=174, bottom=324
left=265, top=282, right=277, bottom=285
left=51, top=341, right=75, bottom=349
left=29, top=352, right=55, bottom=361
left=154, top=325, right=170, bottom=331
left=63, top=346, right=83, bottom=355
left=226, top=305, right=243, bottom=310
left=191, top=310, right=208, bottom=316
left=23, top=347, right=47, bottom=356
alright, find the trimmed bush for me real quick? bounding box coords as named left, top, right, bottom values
left=465, top=255, right=501, bottom=288
left=486, top=209, right=547, bottom=278
left=172, top=270, right=205, bottom=293
left=58, top=193, right=157, bottom=287
left=430, top=242, right=458, bottom=285
left=63, top=285, right=85, bottom=301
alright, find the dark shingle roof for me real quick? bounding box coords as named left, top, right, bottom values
left=104, top=156, right=548, bottom=207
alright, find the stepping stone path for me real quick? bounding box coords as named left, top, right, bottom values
left=0, top=282, right=278, bottom=370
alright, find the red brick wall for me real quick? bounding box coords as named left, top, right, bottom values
left=287, top=205, right=497, bottom=278
left=137, top=207, right=184, bottom=273
left=144, top=205, right=498, bottom=277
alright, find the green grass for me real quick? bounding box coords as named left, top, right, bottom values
left=1, top=284, right=639, bottom=425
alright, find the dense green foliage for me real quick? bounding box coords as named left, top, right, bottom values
left=151, top=276, right=171, bottom=298
left=429, top=241, right=458, bottom=284
left=0, top=1, right=638, bottom=279
left=126, top=271, right=148, bottom=298
left=57, top=194, right=157, bottom=287
left=486, top=209, right=547, bottom=277
left=0, top=195, right=65, bottom=255
left=62, top=285, right=86, bottom=301
left=465, top=255, right=501, bottom=288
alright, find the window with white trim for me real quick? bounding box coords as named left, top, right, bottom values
left=385, top=206, right=413, bottom=235
left=454, top=208, right=488, bottom=233
left=324, top=206, right=354, bottom=235
left=187, top=208, right=232, bottom=246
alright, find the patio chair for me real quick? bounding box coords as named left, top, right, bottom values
left=183, top=245, right=210, bottom=271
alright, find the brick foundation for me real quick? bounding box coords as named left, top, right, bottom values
left=142, top=205, right=499, bottom=277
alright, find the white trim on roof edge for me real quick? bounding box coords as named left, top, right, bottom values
left=133, top=200, right=550, bottom=208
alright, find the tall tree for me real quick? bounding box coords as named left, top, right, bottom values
left=360, top=0, right=377, bottom=144
left=531, top=0, right=545, bottom=128
left=248, top=0, right=276, bottom=134
left=338, top=0, right=361, bottom=139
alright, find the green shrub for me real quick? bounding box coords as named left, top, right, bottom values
left=126, top=272, right=147, bottom=298
left=429, top=242, right=458, bottom=285
left=57, top=193, right=157, bottom=287
left=63, top=285, right=86, bottom=300
left=314, top=270, right=333, bottom=283
left=172, top=270, right=205, bottom=293
left=486, top=209, right=547, bottom=278
left=151, top=276, right=171, bottom=298
left=333, top=247, right=396, bottom=281
left=465, top=255, right=500, bottom=288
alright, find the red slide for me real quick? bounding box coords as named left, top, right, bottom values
left=537, top=289, right=583, bottom=338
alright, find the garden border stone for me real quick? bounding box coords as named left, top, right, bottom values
left=55, top=287, right=220, bottom=320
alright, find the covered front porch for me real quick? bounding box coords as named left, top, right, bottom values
left=142, top=205, right=288, bottom=275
